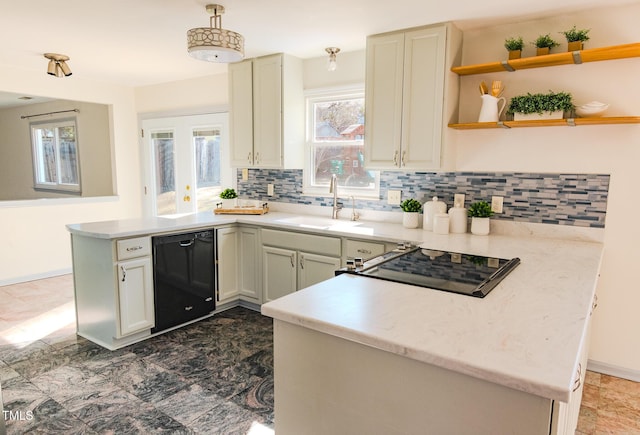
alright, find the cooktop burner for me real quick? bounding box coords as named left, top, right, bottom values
left=338, top=246, right=520, bottom=298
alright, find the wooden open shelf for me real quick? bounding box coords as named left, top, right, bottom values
left=451, top=42, right=640, bottom=76
left=448, top=116, right=640, bottom=129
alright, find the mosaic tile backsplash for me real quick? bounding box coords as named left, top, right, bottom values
left=237, top=170, right=610, bottom=228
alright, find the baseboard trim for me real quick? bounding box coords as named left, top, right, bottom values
left=588, top=359, right=640, bottom=382
left=0, top=268, right=72, bottom=287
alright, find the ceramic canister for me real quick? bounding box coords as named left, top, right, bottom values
left=448, top=204, right=468, bottom=234
left=423, top=196, right=447, bottom=231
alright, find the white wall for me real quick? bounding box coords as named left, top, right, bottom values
left=0, top=66, right=142, bottom=284
left=454, top=4, right=640, bottom=375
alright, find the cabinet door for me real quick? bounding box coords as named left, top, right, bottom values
left=298, top=252, right=341, bottom=290
left=229, top=59, right=255, bottom=166
left=253, top=54, right=283, bottom=168
left=216, top=227, right=240, bottom=303
left=239, top=227, right=261, bottom=302
left=117, top=257, right=154, bottom=336
left=263, top=246, right=297, bottom=302
left=401, top=26, right=446, bottom=169
left=364, top=32, right=405, bottom=169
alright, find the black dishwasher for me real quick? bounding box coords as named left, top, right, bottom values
left=151, top=229, right=215, bottom=333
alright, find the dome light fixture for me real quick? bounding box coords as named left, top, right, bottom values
left=44, top=53, right=72, bottom=77
left=187, top=4, right=244, bottom=63
left=325, top=47, right=340, bottom=71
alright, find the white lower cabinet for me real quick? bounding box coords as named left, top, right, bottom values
left=116, top=256, right=154, bottom=336
left=262, top=229, right=342, bottom=302
left=216, top=226, right=241, bottom=304
left=216, top=225, right=261, bottom=305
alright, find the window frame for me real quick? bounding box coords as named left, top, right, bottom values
left=30, top=118, right=81, bottom=194
left=303, top=85, right=379, bottom=199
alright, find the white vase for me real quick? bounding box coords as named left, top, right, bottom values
left=514, top=111, right=564, bottom=121
left=221, top=198, right=237, bottom=208
left=471, top=217, right=490, bottom=235
left=403, top=212, right=420, bottom=229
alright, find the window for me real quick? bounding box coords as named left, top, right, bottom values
left=30, top=119, right=80, bottom=193
left=304, top=87, right=379, bottom=197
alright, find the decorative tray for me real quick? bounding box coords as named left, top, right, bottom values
left=213, top=202, right=269, bottom=215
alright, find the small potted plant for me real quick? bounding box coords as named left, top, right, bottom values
left=220, top=188, right=238, bottom=208
left=532, top=34, right=559, bottom=56
left=468, top=201, right=494, bottom=236
left=504, top=36, right=524, bottom=60
left=400, top=198, right=422, bottom=229
left=507, top=91, right=574, bottom=121
left=560, top=26, right=590, bottom=51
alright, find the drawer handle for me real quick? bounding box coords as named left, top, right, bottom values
left=205, top=297, right=213, bottom=302
left=357, top=248, right=372, bottom=254
left=185, top=306, right=193, bottom=311
left=126, top=246, right=143, bottom=252
left=179, top=240, right=194, bottom=247
left=572, top=363, right=582, bottom=392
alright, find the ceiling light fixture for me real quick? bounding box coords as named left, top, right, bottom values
left=325, top=47, right=340, bottom=71
left=187, top=4, right=244, bottom=63
left=44, top=53, right=72, bottom=77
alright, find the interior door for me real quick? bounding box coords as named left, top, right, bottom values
left=141, top=113, right=231, bottom=217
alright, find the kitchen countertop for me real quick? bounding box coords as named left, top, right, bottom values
left=65, top=211, right=428, bottom=244
left=262, top=232, right=603, bottom=403
left=67, top=210, right=603, bottom=402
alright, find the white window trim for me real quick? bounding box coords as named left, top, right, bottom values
left=302, top=85, right=380, bottom=200
left=30, top=118, right=81, bottom=194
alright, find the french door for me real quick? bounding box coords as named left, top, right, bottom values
left=142, top=113, right=231, bottom=217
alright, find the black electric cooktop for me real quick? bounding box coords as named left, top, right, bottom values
left=338, top=246, right=520, bottom=298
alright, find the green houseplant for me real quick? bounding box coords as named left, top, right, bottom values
left=400, top=198, right=422, bottom=229
left=561, top=26, right=590, bottom=51
left=468, top=201, right=493, bottom=236
left=219, top=188, right=238, bottom=208
left=507, top=91, right=574, bottom=120
left=532, top=34, right=559, bottom=55
left=504, top=36, right=524, bottom=60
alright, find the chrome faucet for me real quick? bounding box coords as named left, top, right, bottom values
left=329, top=174, right=343, bottom=219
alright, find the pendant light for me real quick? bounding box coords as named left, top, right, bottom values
left=325, top=47, right=340, bottom=71
left=187, top=4, right=244, bottom=63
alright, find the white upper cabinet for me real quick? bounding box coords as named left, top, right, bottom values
left=229, top=53, right=304, bottom=169
left=365, top=24, right=456, bottom=170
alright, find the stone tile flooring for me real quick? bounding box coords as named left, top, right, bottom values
left=0, top=275, right=273, bottom=434
left=2, top=274, right=640, bottom=434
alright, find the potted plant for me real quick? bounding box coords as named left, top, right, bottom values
left=507, top=91, right=574, bottom=121
left=532, top=34, right=559, bottom=56
left=468, top=201, right=494, bottom=236
left=220, top=188, right=238, bottom=208
left=560, top=26, right=590, bottom=51
left=400, top=198, right=422, bottom=229
left=504, top=36, right=524, bottom=60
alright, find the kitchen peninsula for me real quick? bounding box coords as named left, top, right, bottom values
left=261, top=230, right=603, bottom=434
left=67, top=211, right=602, bottom=433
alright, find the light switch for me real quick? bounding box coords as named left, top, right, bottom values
left=267, top=184, right=274, bottom=196
left=388, top=190, right=401, bottom=205
left=242, top=168, right=248, bottom=181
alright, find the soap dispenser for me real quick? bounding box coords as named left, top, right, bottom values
left=423, top=196, right=446, bottom=231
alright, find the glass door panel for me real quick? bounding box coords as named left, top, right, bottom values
left=193, top=128, right=222, bottom=211
left=151, top=130, right=176, bottom=216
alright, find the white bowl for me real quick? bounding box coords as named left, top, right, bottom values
left=575, top=101, right=609, bottom=117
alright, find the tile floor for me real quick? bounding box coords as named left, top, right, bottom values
left=0, top=275, right=274, bottom=434
left=1, top=274, right=640, bottom=434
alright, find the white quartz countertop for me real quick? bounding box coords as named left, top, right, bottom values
left=65, top=211, right=427, bottom=244
left=261, top=232, right=603, bottom=403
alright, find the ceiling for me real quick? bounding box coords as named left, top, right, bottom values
left=1, top=0, right=637, bottom=88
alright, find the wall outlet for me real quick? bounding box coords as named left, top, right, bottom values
left=454, top=193, right=465, bottom=208
left=388, top=190, right=402, bottom=205
left=491, top=196, right=504, bottom=214
left=242, top=168, right=249, bottom=181
left=267, top=184, right=274, bottom=196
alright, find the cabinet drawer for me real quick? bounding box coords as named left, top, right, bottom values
left=262, top=229, right=341, bottom=257
left=116, top=237, right=151, bottom=260
left=344, top=239, right=386, bottom=260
